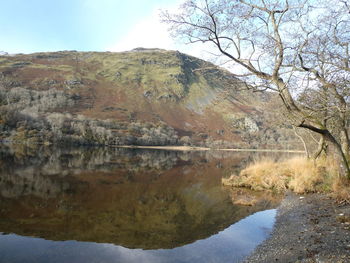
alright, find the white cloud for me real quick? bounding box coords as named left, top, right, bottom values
left=106, top=2, right=213, bottom=60
left=105, top=1, right=225, bottom=64
left=107, top=9, right=177, bottom=52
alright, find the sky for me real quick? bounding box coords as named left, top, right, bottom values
left=0, top=0, right=200, bottom=55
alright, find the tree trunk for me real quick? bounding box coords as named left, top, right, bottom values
left=324, top=132, right=350, bottom=180
left=312, top=135, right=326, bottom=160
left=293, top=126, right=309, bottom=158
left=298, top=123, right=350, bottom=180
left=340, top=129, right=350, bottom=158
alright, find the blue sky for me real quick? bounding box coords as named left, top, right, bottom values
left=0, top=0, right=184, bottom=54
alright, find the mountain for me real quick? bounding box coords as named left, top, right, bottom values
left=0, top=48, right=298, bottom=148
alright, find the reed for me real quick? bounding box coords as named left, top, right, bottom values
left=223, top=156, right=345, bottom=197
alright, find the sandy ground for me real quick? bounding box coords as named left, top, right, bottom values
left=243, top=192, right=350, bottom=263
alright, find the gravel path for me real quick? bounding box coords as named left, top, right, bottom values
left=243, top=192, right=350, bottom=263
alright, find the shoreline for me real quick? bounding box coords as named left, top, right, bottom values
left=243, top=192, right=350, bottom=262
left=0, top=141, right=305, bottom=153
left=114, top=145, right=305, bottom=153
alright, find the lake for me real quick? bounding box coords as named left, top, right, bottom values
left=0, top=145, right=285, bottom=263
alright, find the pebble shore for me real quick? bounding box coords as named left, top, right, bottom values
left=243, top=192, right=350, bottom=263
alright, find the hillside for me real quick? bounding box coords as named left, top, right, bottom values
left=0, top=48, right=297, bottom=148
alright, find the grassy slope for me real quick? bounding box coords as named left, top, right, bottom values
left=0, top=49, right=298, bottom=148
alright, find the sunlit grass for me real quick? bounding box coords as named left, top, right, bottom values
left=222, top=156, right=347, bottom=198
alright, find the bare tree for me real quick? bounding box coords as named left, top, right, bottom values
left=162, top=0, right=350, bottom=179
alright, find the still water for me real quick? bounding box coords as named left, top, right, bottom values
left=0, top=145, right=283, bottom=263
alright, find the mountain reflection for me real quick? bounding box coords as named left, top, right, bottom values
left=0, top=145, right=280, bottom=249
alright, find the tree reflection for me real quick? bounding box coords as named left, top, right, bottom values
left=0, top=145, right=281, bottom=249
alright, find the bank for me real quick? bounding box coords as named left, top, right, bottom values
left=243, top=192, right=350, bottom=262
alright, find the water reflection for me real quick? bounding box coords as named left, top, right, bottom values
left=0, top=209, right=276, bottom=263
left=0, top=145, right=283, bottom=262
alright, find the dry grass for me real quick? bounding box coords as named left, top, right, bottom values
left=223, top=156, right=343, bottom=195
left=332, top=177, right=350, bottom=203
